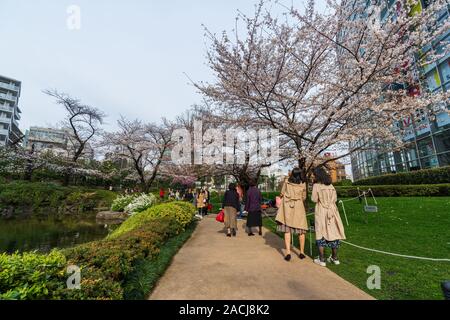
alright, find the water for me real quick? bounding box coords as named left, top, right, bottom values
left=0, top=214, right=114, bottom=254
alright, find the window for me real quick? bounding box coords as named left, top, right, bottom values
left=404, top=146, right=420, bottom=170
left=434, top=129, right=450, bottom=154
left=426, top=69, right=442, bottom=92
left=438, top=60, right=450, bottom=85
left=438, top=152, right=450, bottom=166
left=417, top=137, right=435, bottom=158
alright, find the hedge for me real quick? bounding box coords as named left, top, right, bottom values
left=0, top=181, right=116, bottom=216
left=0, top=201, right=197, bottom=300
left=353, top=166, right=450, bottom=186
left=262, top=184, right=450, bottom=198
left=335, top=184, right=450, bottom=197
left=109, top=202, right=196, bottom=240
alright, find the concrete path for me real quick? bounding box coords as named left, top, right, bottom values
left=149, top=215, right=374, bottom=300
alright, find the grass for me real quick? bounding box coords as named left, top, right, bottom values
left=123, top=221, right=197, bottom=299
left=263, top=197, right=450, bottom=300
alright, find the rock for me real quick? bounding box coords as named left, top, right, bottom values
left=96, top=211, right=129, bottom=221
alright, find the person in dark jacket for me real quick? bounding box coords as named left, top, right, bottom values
left=222, top=183, right=241, bottom=237
left=245, top=179, right=263, bottom=236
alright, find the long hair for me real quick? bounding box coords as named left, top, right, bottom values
left=228, top=183, right=236, bottom=191
left=288, top=167, right=303, bottom=184
left=314, top=167, right=332, bottom=186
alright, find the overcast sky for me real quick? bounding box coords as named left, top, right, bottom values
left=0, top=0, right=328, bottom=133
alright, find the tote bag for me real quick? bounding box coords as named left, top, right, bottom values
left=216, top=209, right=225, bottom=223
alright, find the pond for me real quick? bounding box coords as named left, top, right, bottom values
left=0, top=214, right=117, bottom=254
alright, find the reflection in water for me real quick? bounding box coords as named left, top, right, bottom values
left=0, top=214, right=118, bottom=254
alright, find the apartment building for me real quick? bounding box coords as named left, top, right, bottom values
left=0, top=75, right=22, bottom=146
left=23, top=126, right=94, bottom=160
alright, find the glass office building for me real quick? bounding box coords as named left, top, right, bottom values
left=350, top=0, right=450, bottom=181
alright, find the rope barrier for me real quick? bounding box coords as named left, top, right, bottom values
left=338, top=200, right=350, bottom=226
left=341, top=240, right=450, bottom=262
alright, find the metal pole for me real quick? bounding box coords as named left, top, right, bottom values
left=339, top=200, right=349, bottom=226
left=369, top=188, right=378, bottom=205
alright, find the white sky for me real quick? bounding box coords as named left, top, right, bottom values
left=1, top=0, right=326, bottom=132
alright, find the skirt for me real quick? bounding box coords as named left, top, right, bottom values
left=316, top=237, right=341, bottom=249
left=246, top=210, right=262, bottom=227
left=224, top=206, right=237, bottom=229
left=276, top=223, right=307, bottom=235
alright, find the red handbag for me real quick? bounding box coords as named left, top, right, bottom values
left=216, top=209, right=225, bottom=223
left=207, top=203, right=213, bottom=211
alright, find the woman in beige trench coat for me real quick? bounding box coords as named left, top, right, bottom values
left=311, top=167, right=346, bottom=267
left=275, top=167, right=308, bottom=261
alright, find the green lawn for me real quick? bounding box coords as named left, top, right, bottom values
left=263, top=197, right=450, bottom=300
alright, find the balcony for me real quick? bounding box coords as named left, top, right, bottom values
left=0, top=104, right=13, bottom=113
left=12, top=119, right=19, bottom=128
left=0, top=117, right=11, bottom=124
left=0, top=82, right=19, bottom=92
left=0, top=93, right=16, bottom=103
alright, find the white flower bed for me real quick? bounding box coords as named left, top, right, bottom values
left=124, top=193, right=157, bottom=214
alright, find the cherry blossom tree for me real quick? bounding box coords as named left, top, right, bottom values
left=103, top=117, right=175, bottom=192
left=43, top=89, right=106, bottom=184
left=196, top=0, right=449, bottom=181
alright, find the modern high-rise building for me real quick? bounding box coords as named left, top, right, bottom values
left=0, top=75, right=22, bottom=146
left=349, top=1, right=450, bottom=181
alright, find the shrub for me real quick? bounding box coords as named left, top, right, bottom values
left=353, top=166, right=450, bottom=185
left=170, top=201, right=197, bottom=216
left=0, top=202, right=197, bottom=300
left=109, top=202, right=195, bottom=240
left=146, top=202, right=195, bottom=229
left=124, top=193, right=157, bottom=214
left=333, top=179, right=353, bottom=186
left=0, top=250, right=66, bottom=300
left=60, top=216, right=182, bottom=300
left=335, top=184, right=450, bottom=197
left=0, top=181, right=68, bottom=209
left=0, top=180, right=116, bottom=215
left=111, top=194, right=137, bottom=212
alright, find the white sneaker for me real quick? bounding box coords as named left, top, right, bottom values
left=194, top=214, right=203, bottom=220
left=314, top=258, right=326, bottom=267
left=327, top=256, right=340, bottom=265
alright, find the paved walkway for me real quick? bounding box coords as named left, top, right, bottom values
left=149, top=215, right=374, bottom=300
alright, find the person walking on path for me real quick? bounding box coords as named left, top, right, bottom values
left=245, top=180, right=263, bottom=237
left=222, top=183, right=241, bottom=237
left=275, top=167, right=308, bottom=261
left=312, top=167, right=346, bottom=267
left=197, top=190, right=207, bottom=217
left=159, top=188, right=165, bottom=200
